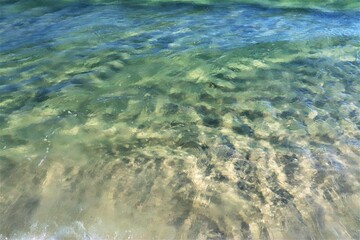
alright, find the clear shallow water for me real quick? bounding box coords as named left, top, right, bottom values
left=0, top=1, right=360, bottom=239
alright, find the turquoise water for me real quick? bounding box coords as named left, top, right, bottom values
left=0, top=1, right=360, bottom=239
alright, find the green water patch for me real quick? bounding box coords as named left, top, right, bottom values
left=1, top=34, right=359, bottom=238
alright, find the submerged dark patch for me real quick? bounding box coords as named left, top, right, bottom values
left=232, top=124, right=254, bottom=136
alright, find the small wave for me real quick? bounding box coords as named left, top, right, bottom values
left=3, top=0, right=360, bottom=11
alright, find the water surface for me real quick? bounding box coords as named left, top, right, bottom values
left=0, top=1, right=360, bottom=239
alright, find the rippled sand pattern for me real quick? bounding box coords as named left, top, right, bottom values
left=0, top=3, right=360, bottom=239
